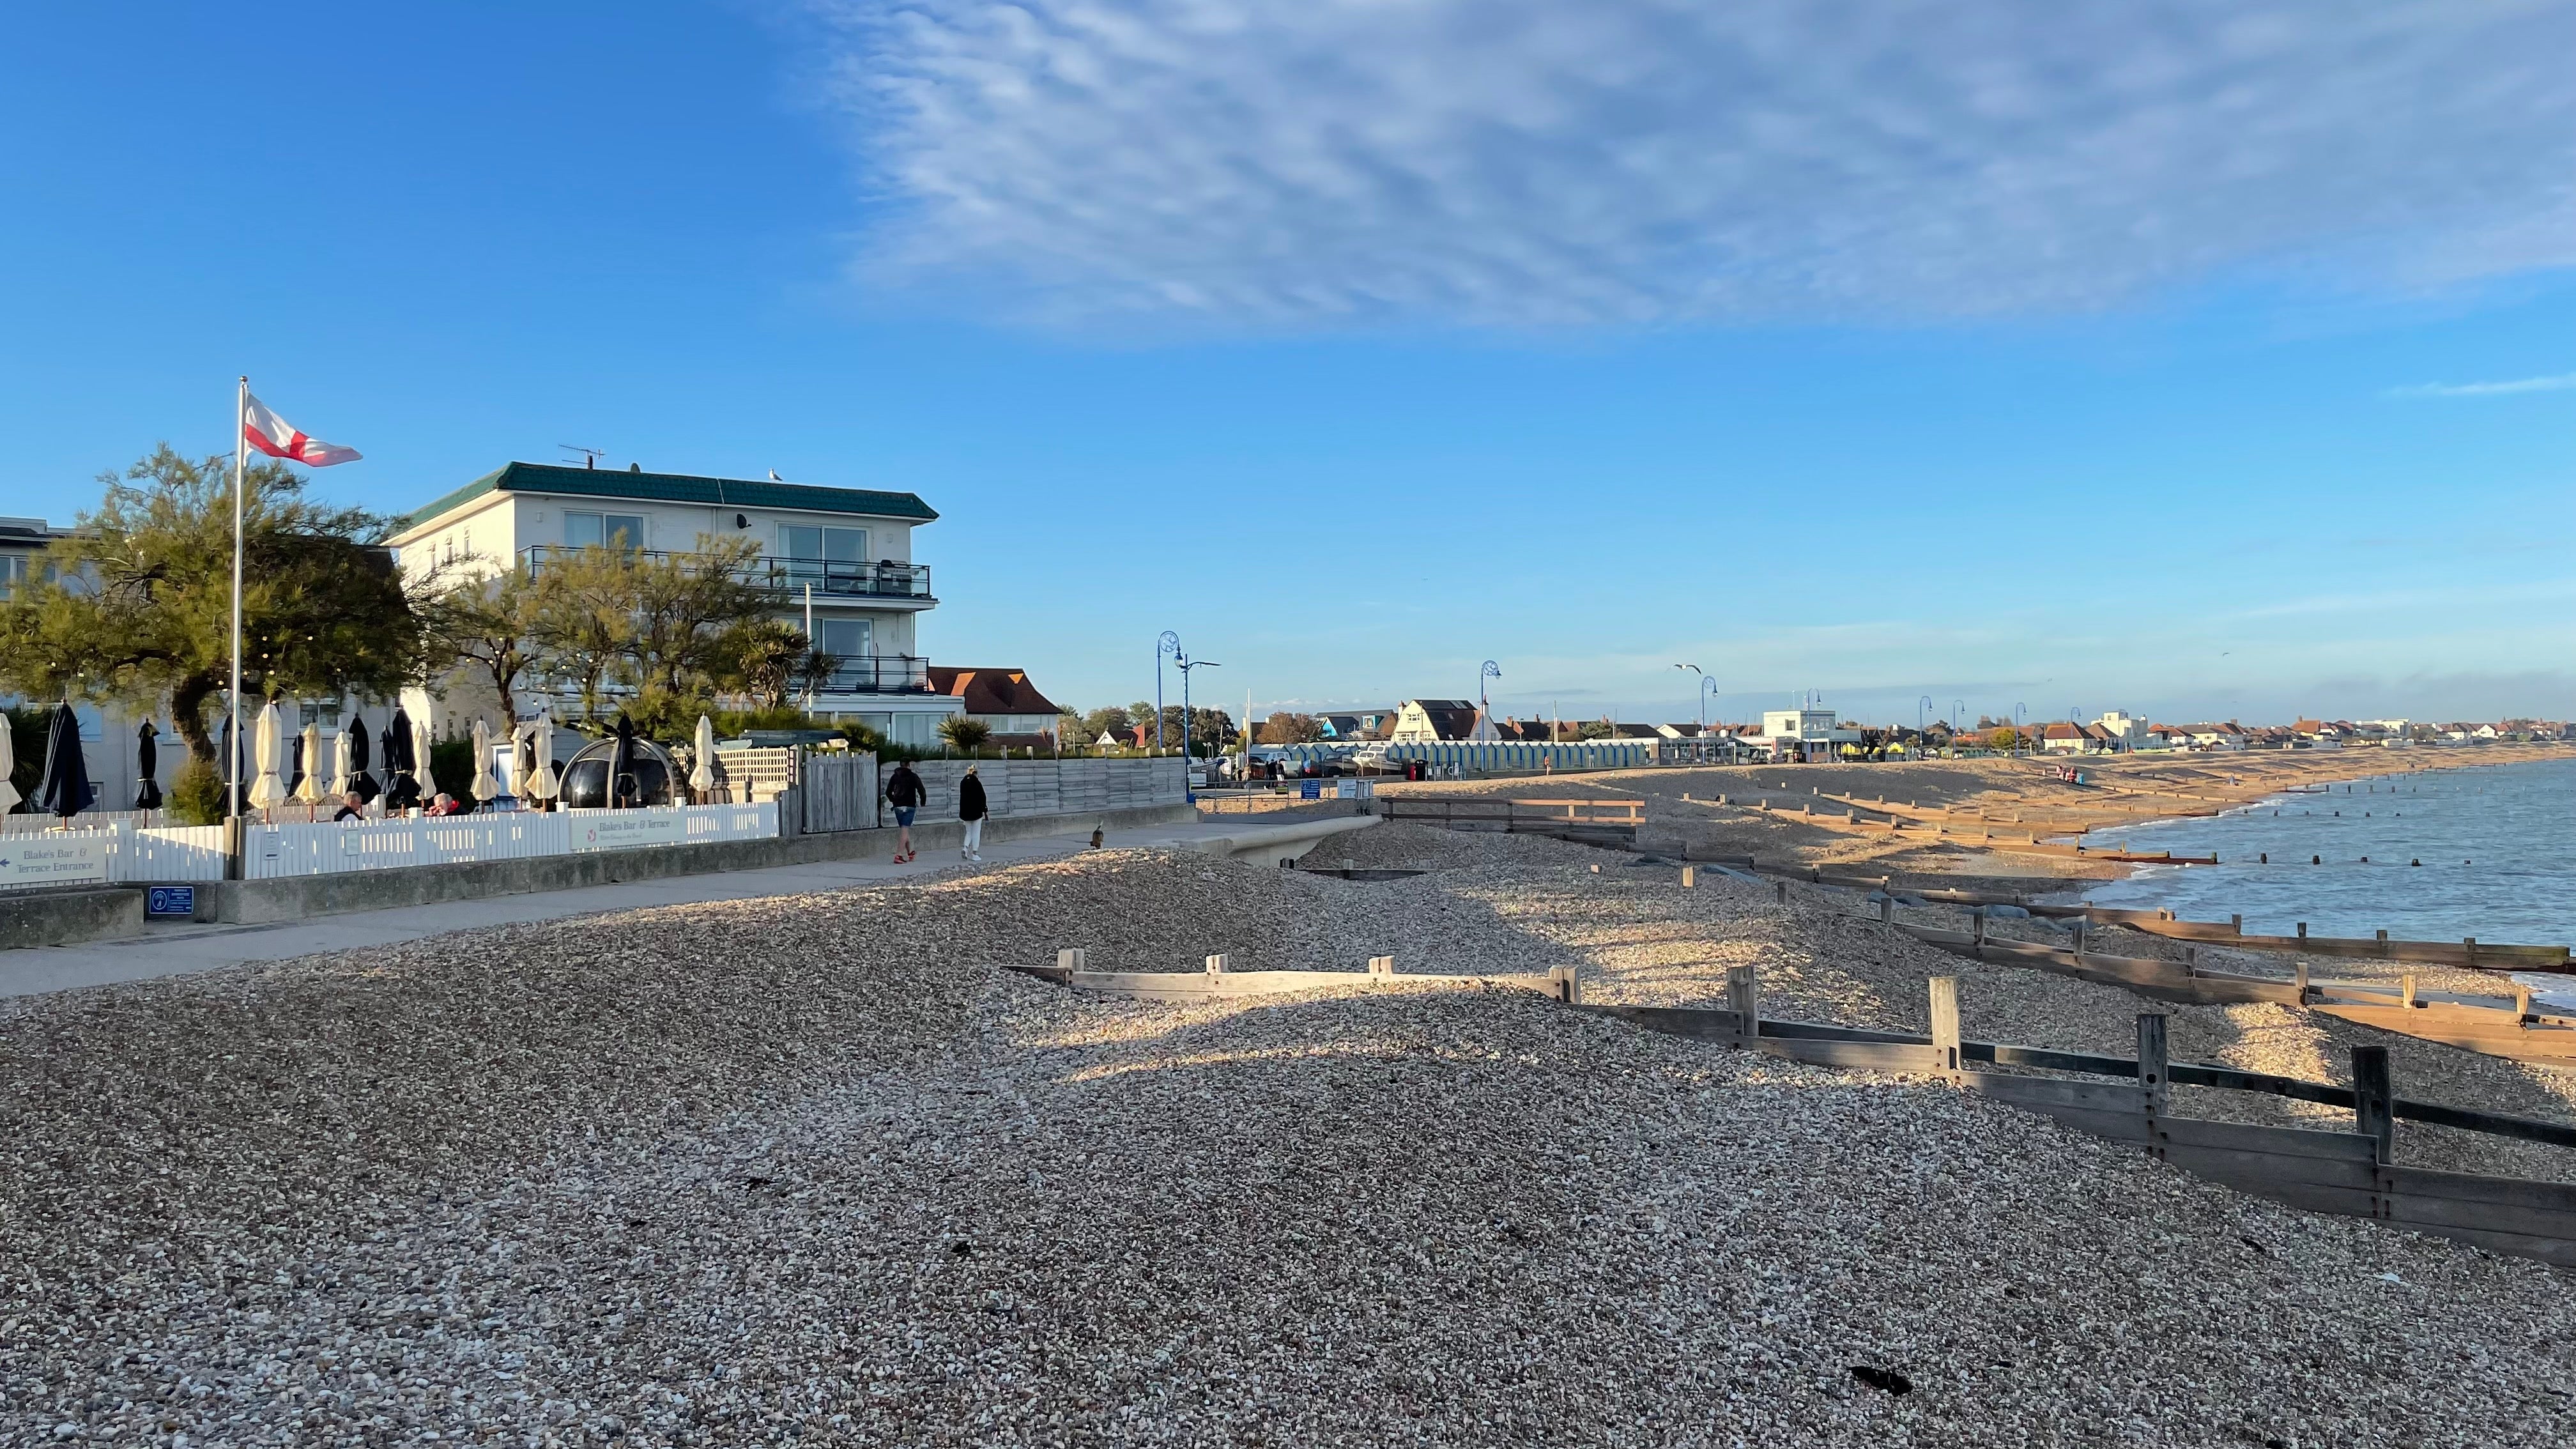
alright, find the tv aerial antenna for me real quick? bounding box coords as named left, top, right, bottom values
left=558, top=445, right=606, bottom=469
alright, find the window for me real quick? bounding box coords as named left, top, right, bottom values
left=566, top=512, right=645, bottom=550
left=820, top=618, right=873, bottom=662
left=779, top=525, right=868, bottom=564
left=0, top=554, right=24, bottom=600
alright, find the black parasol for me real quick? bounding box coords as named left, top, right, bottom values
left=134, top=719, right=163, bottom=811
left=37, top=704, right=95, bottom=820
left=609, top=713, right=639, bottom=809
left=383, top=708, right=421, bottom=811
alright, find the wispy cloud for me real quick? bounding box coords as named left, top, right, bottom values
left=2388, top=371, right=2576, bottom=397
left=809, top=0, right=2576, bottom=330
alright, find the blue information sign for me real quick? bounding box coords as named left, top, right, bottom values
left=146, top=885, right=197, bottom=919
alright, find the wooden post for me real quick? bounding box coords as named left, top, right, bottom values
left=2296, top=921, right=2308, bottom=940
left=2401, top=974, right=2418, bottom=1009
left=1878, top=894, right=1893, bottom=925
left=2464, top=937, right=2478, bottom=968
left=2350, top=1045, right=2394, bottom=1166
left=2074, top=917, right=2088, bottom=958
left=1367, top=954, right=1396, bottom=979
left=1928, top=977, right=1961, bottom=1077
left=2230, top=914, right=2242, bottom=937
left=2185, top=946, right=2198, bottom=976
left=1057, top=947, right=1087, bottom=977
left=2137, top=1013, right=2170, bottom=1123
left=1973, top=905, right=1988, bottom=947
left=1680, top=865, right=1697, bottom=888
left=2514, top=985, right=2534, bottom=1022
left=1726, top=965, right=1759, bottom=1039
left=1206, top=952, right=1230, bottom=976
left=2293, top=962, right=2309, bottom=1000
left=1774, top=880, right=1789, bottom=905
left=1552, top=965, right=1581, bottom=1004
left=2377, top=928, right=2389, bottom=957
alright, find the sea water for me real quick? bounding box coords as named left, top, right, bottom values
left=2070, top=755, right=2576, bottom=1006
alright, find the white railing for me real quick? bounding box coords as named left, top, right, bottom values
left=2, top=809, right=172, bottom=834
left=239, top=802, right=779, bottom=880
left=0, top=822, right=229, bottom=891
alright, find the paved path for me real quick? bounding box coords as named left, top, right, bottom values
left=0, top=814, right=1344, bottom=1001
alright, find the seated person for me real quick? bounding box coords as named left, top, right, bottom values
left=331, top=791, right=365, bottom=822
left=425, top=792, right=467, bottom=816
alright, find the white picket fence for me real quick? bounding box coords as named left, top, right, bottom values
left=0, top=804, right=779, bottom=891
left=240, top=802, right=777, bottom=880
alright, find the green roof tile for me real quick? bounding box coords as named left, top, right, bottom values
left=398, top=463, right=937, bottom=536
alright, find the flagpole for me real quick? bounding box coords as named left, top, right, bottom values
left=228, top=376, right=246, bottom=820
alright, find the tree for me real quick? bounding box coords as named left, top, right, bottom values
left=0, top=445, right=422, bottom=763
left=1260, top=710, right=1323, bottom=743
left=719, top=618, right=831, bottom=711
left=415, top=560, right=546, bottom=728
left=1081, top=705, right=1134, bottom=744
left=938, top=714, right=992, bottom=752
left=618, top=535, right=773, bottom=700
left=1989, top=726, right=2020, bottom=753
left=523, top=544, right=634, bottom=723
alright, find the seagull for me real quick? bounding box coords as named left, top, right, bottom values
left=768, top=469, right=782, bottom=480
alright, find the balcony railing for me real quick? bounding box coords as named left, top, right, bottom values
left=522, top=546, right=933, bottom=602
left=820, top=655, right=931, bottom=694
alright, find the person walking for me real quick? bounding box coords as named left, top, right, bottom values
left=884, top=758, right=925, bottom=863
left=958, top=762, right=988, bottom=863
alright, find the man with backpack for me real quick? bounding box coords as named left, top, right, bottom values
left=884, top=758, right=925, bottom=864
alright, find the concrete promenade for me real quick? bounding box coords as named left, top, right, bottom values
left=0, top=811, right=1374, bottom=1000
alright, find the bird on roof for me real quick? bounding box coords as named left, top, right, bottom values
left=768, top=469, right=782, bottom=480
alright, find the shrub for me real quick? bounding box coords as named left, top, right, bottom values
left=937, top=716, right=992, bottom=752
left=168, top=758, right=226, bottom=825
left=428, top=739, right=475, bottom=801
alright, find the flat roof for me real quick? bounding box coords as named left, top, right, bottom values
left=397, top=463, right=939, bottom=539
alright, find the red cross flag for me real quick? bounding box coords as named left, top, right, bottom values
left=241, top=392, right=362, bottom=467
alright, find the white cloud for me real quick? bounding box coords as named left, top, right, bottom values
left=2389, top=371, right=2576, bottom=397
left=810, top=0, right=2576, bottom=328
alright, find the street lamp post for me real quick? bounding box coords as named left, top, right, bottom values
left=1176, top=653, right=1221, bottom=800
left=1481, top=660, right=1501, bottom=726
left=1156, top=631, right=1180, bottom=755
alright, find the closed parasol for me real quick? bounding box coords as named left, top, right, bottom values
left=471, top=718, right=498, bottom=804
left=609, top=714, right=639, bottom=808
left=248, top=701, right=289, bottom=811
left=134, top=719, right=163, bottom=811
left=293, top=719, right=324, bottom=804
left=691, top=714, right=717, bottom=799
left=0, top=709, right=18, bottom=815
left=37, top=703, right=95, bottom=820
left=382, top=709, right=419, bottom=811
left=527, top=714, right=558, bottom=804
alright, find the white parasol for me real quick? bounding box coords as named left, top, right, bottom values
left=691, top=714, right=717, bottom=798
left=0, top=710, right=17, bottom=814
left=330, top=714, right=357, bottom=799
left=248, top=701, right=290, bottom=810
left=411, top=714, right=435, bottom=801
left=293, top=720, right=324, bottom=804
left=471, top=718, right=498, bottom=803
left=526, top=714, right=557, bottom=803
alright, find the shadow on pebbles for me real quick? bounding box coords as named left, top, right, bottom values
left=2, top=847, right=2572, bottom=1445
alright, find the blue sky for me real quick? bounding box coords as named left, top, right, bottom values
left=4, top=1, right=2572, bottom=728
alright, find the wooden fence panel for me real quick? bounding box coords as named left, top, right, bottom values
left=798, top=751, right=877, bottom=833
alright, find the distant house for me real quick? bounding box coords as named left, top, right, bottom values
left=1389, top=699, right=1496, bottom=742
left=928, top=666, right=1064, bottom=749
left=1492, top=717, right=1565, bottom=743
left=2039, top=722, right=2090, bottom=754
left=1753, top=708, right=1857, bottom=763
left=2182, top=723, right=2248, bottom=751
left=1318, top=709, right=1395, bottom=740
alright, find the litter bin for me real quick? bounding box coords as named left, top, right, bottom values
left=1404, top=760, right=1428, bottom=781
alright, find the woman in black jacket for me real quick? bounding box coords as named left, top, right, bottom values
left=958, top=763, right=988, bottom=863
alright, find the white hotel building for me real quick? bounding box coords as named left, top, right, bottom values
left=390, top=462, right=963, bottom=747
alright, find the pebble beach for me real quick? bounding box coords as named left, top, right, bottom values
left=6, top=816, right=2574, bottom=1445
